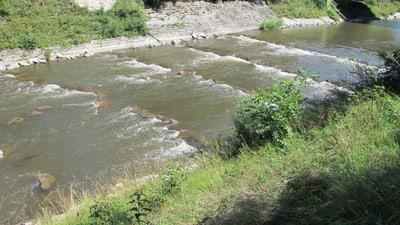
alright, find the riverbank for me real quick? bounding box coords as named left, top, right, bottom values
left=0, top=1, right=336, bottom=72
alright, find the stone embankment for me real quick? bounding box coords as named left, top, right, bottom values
left=0, top=1, right=336, bottom=72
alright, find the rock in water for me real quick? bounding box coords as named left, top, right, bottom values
left=6, top=116, right=24, bottom=125
left=37, top=173, right=57, bottom=190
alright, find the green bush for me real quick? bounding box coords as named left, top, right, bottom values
left=233, top=73, right=310, bottom=147
left=0, top=0, right=12, bottom=16
left=19, top=34, right=39, bottom=50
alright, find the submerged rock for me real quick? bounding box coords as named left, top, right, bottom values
left=6, top=116, right=24, bottom=125
left=36, top=105, right=53, bottom=111
left=131, top=105, right=142, bottom=114
left=37, top=173, right=57, bottom=190
left=95, top=99, right=110, bottom=109
left=29, top=110, right=44, bottom=116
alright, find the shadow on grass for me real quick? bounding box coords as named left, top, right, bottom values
left=196, top=167, right=400, bottom=225
left=266, top=167, right=400, bottom=225
left=197, top=195, right=273, bottom=225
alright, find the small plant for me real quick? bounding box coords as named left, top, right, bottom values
left=260, top=19, right=283, bottom=31
left=43, top=48, right=52, bottom=62
left=162, top=163, right=186, bottom=195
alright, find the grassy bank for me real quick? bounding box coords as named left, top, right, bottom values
left=0, top=0, right=147, bottom=50
left=33, top=86, right=400, bottom=225
left=364, top=0, right=400, bottom=17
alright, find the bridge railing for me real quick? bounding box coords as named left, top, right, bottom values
left=331, top=0, right=348, bottom=21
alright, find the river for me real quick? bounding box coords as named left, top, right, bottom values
left=0, top=20, right=399, bottom=224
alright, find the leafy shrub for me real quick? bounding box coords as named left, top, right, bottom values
left=233, top=73, right=311, bottom=147
left=260, top=19, right=283, bottom=31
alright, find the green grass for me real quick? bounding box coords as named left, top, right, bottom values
left=37, top=89, right=400, bottom=225
left=267, top=0, right=330, bottom=18
left=0, top=0, right=148, bottom=50
left=364, top=0, right=400, bottom=17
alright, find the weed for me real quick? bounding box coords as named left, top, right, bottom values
left=260, top=19, right=283, bottom=31
left=161, top=163, right=186, bottom=195
left=43, top=48, right=52, bottom=62
left=129, top=190, right=152, bottom=225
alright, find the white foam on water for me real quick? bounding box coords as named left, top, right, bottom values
left=191, top=74, right=246, bottom=96
left=38, top=84, right=97, bottom=99
left=0, top=150, right=3, bottom=159
left=145, top=139, right=197, bottom=159
left=234, top=35, right=367, bottom=68
left=120, top=59, right=171, bottom=73
left=254, top=64, right=297, bottom=78
left=218, top=55, right=250, bottom=64
left=3, top=74, right=16, bottom=78
left=115, top=75, right=156, bottom=84
left=41, top=84, right=61, bottom=93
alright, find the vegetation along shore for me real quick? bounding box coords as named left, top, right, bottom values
left=0, top=0, right=399, bottom=224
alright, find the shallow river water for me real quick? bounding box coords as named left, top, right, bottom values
left=1, top=20, right=399, bottom=224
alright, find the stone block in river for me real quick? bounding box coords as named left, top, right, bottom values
left=6, top=116, right=24, bottom=125
left=37, top=173, right=57, bottom=190
left=29, top=110, right=44, bottom=116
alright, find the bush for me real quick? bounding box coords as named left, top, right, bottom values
left=233, top=73, right=311, bottom=147
left=19, top=34, right=39, bottom=50
left=0, top=0, right=12, bottom=16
